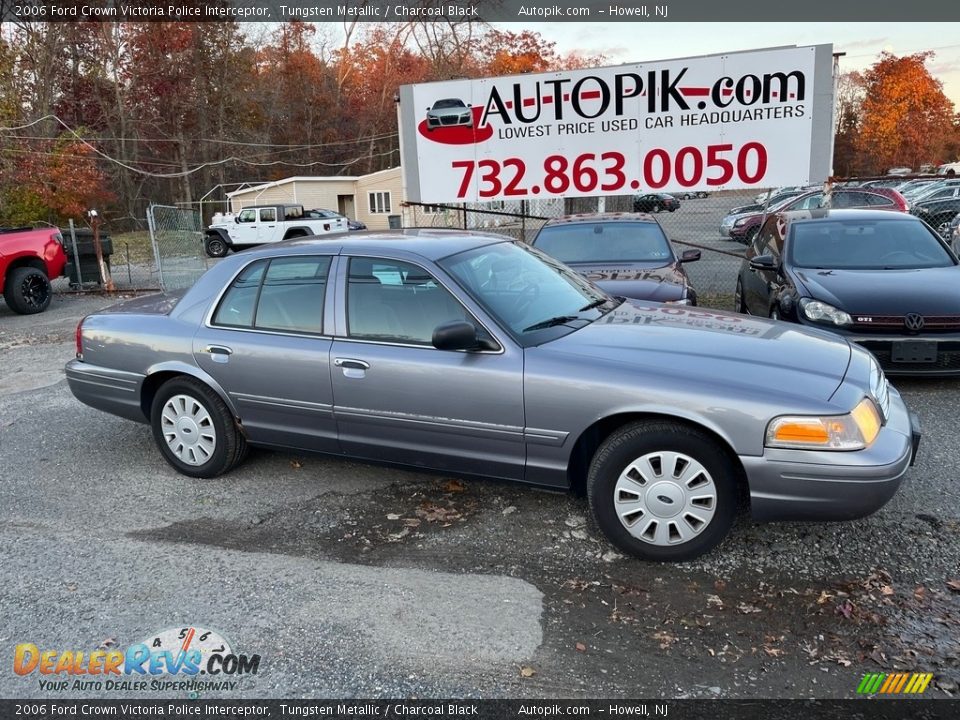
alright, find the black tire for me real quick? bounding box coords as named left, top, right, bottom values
left=734, top=277, right=746, bottom=313
left=150, top=376, right=247, bottom=479
left=205, top=236, right=229, bottom=258
left=3, top=267, right=52, bottom=314
left=587, top=420, right=738, bottom=562
left=652, top=204, right=661, bottom=213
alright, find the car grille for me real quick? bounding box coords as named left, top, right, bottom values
left=440, top=116, right=461, bottom=126
left=859, top=340, right=960, bottom=372
left=852, top=315, right=960, bottom=332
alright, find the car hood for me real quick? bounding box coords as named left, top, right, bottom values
left=429, top=107, right=468, bottom=116
left=794, top=266, right=960, bottom=314
left=567, top=262, right=687, bottom=301
left=541, top=301, right=852, bottom=402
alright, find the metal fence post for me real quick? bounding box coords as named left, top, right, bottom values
left=147, top=204, right=165, bottom=291
left=68, top=218, right=82, bottom=287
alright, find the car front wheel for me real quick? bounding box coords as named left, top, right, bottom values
left=150, top=377, right=247, bottom=478
left=587, top=420, right=738, bottom=561
left=205, top=236, right=228, bottom=258
left=3, top=267, right=52, bottom=314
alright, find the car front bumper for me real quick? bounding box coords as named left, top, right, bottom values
left=742, top=385, right=919, bottom=522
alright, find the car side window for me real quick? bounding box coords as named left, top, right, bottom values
left=346, top=257, right=472, bottom=345
left=864, top=192, right=895, bottom=207
left=259, top=208, right=276, bottom=222
left=237, top=209, right=256, bottom=223
left=212, top=256, right=331, bottom=334
left=795, top=193, right=824, bottom=210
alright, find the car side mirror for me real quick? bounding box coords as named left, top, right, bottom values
left=680, top=249, right=701, bottom=263
left=749, top=254, right=777, bottom=270
left=432, top=320, right=481, bottom=351
left=234, top=216, right=239, bottom=223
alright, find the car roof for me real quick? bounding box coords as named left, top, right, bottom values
left=779, top=208, right=918, bottom=223
left=541, top=211, right=658, bottom=227
left=231, top=228, right=512, bottom=262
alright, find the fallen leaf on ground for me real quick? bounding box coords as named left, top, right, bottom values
left=575, top=642, right=586, bottom=652
left=386, top=513, right=401, bottom=520
left=442, top=479, right=466, bottom=493
left=738, top=602, right=762, bottom=614
left=880, top=585, right=895, bottom=596
left=763, top=646, right=784, bottom=658
left=707, top=594, right=724, bottom=609
left=714, top=580, right=726, bottom=593
left=519, top=666, right=536, bottom=678
left=914, top=586, right=927, bottom=601
left=946, top=579, right=960, bottom=592
left=835, top=600, right=855, bottom=619
left=817, top=590, right=835, bottom=605
left=290, top=459, right=303, bottom=469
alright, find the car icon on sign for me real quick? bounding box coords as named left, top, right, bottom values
left=426, top=98, right=473, bottom=130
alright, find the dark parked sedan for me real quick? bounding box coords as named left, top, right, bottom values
left=531, top=213, right=699, bottom=305
left=736, top=208, right=960, bottom=375
left=66, top=230, right=919, bottom=561
left=911, top=196, right=960, bottom=237
left=633, top=193, right=680, bottom=213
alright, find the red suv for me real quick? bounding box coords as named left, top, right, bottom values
left=728, top=188, right=909, bottom=243
left=0, top=227, right=67, bottom=314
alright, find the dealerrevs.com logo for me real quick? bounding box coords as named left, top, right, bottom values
left=13, top=626, right=260, bottom=693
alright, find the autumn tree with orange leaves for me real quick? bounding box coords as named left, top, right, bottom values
left=854, top=52, right=955, bottom=174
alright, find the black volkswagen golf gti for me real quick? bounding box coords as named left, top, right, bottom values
left=735, top=208, right=960, bottom=375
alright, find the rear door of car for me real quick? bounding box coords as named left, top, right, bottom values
left=192, top=253, right=339, bottom=453
left=328, top=253, right=525, bottom=480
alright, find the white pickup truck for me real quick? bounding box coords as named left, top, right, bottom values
left=204, top=204, right=348, bottom=257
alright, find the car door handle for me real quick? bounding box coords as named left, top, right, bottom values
left=204, top=345, right=232, bottom=364
left=334, top=358, right=369, bottom=370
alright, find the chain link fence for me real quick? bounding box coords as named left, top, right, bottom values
left=406, top=189, right=767, bottom=308
left=146, top=204, right=210, bottom=291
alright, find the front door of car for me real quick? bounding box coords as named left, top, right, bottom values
left=743, top=218, right=782, bottom=315
left=328, top=255, right=525, bottom=480
left=230, top=208, right=258, bottom=246
left=192, top=254, right=339, bottom=453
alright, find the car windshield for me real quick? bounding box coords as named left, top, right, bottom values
left=533, top=222, right=673, bottom=264
left=433, top=99, right=464, bottom=109
left=439, top=241, right=616, bottom=340
left=789, top=219, right=956, bottom=270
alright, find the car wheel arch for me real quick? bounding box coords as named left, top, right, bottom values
left=4, top=256, right=48, bottom=280
left=139, top=364, right=241, bottom=431
left=565, top=411, right=748, bottom=506
left=282, top=227, right=311, bottom=240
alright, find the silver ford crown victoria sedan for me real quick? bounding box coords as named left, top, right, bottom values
left=66, top=231, right=920, bottom=561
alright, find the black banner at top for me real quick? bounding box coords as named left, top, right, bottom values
left=0, top=699, right=958, bottom=720
left=3, top=0, right=960, bottom=22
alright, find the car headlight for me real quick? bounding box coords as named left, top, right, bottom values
left=799, top=298, right=852, bottom=326
left=734, top=218, right=748, bottom=227
left=766, top=397, right=882, bottom=451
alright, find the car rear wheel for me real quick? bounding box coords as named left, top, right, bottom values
left=587, top=420, right=738, bottom=562
left=150, top=377, right=247, bottom=478
left=205, top=236, right=228, bottom=258
left=3, top=267, right=52, bottom=314
left=652, top=204, right=661, bottom=213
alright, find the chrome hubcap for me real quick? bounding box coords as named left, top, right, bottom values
left=613, top=451, right=717, bottom=546
left=161, top=394, right=216, bottom=466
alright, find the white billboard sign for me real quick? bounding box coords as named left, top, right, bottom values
left=399, top=45, right=834, bottom=203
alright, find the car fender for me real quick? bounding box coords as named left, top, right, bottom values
left=144, top=359, right=240, bottom=418
left=282, top=225, right=316, bottom=239
left=205, top=228, right=233, bottom=246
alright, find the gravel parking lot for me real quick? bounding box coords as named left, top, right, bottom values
left=1, top=290, right=958, bottom=701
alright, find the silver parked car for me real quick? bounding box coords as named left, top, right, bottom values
left=66, top=231, right=920, bottom=561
